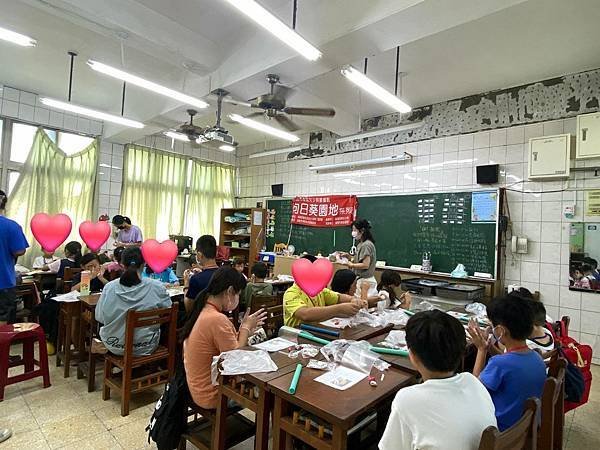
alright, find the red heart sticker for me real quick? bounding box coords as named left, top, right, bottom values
left=291, top=258, right=334, bottom=298
left=79, top=221, right=111, bottom=252
left=30, top=213, right=72, bottom=252
left=140, top=239, right=179, bottom=273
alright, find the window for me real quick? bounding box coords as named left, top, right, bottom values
left=58, top=133, right=94, bottom=154
left=7, top=170, right=19, bottom=195
left=10, top=123, right=36, bottom=163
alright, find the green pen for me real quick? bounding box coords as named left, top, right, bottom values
left=289, top=363, right=303, bottom=394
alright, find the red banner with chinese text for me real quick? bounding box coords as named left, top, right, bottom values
left=291, top=195, right=358, bottom=227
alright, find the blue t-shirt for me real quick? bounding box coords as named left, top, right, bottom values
left=0, top=216, right=29, bottom=290
left=480, top=350, right=546, bottom=431
left=186, top=268, right=218, bottom=300
left=142, top=267, right=178, bottom=284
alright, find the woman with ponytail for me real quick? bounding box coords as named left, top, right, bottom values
left=181, top=267, right=267, bottom=409
left=95, top=247, right=171, bottom=356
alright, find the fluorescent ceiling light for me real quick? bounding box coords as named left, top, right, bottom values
left=341, top=65, right=411, bottom=113
left=229, top=113, right=300, bottom=142
left=308, top=154, right=411, bottom=172
left=219, top=144, right=236, bottom=152
left=88, top=60, right=209, bottom=109
left=0, top=26, right=36, bottom=47
left=248, top=145, right=304, bottom=159
left=164, top=131, right=190, bottom=142
left=223, top=0, right=321, bottom=61
left=40, top=97, right=144, bottom=128
left=336, top=121, right=423, bottom=144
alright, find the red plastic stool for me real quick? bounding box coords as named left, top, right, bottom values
left=0, top=323, right=51, bottom=400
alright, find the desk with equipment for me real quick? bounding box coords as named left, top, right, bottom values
left=268, top=190, right=504, bottom=299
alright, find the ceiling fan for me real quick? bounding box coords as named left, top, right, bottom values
left=172, top=89, right=237, bottom=150
left=224, top=74, right=336, bottom=132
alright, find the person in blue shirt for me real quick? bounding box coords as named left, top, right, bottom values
left=468, top=295, right=546, bottom=431
left=183, top=235, right=219, bottom=313
left=142, top=264, right=179, bottom=287
left=0, top=190, right=29, bottom=326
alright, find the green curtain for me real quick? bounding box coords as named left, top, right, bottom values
left=7, top=128, right=98, bottom=268
left=121, top=144, right=188, bottom=241
left=185, top=160, right=235, bottom=240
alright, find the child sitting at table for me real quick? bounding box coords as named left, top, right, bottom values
left=70, top=252, right=109, bottom=293
left=32, top=248, right=59, bottom=270
left=95, top=247, right=171, bottom=356
left=142, top=264, right=179, bottom=287
left=103, top=246, right=125, bottom=280
left=283, top=255, right=365, bottom=328
left=379, top=310, right=496, bottom=450
left=45, top=241, right=82, bottom=278
left=232, top=257, right=247, bottom=279
left=377, top=270, right=411, bottom=309
left=181, top=267, right=267, bottom=409
left=467, top=295, right=546, bottom=431
left=241, top=262, right=273, bottom=311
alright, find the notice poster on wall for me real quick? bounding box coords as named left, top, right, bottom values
left=586, top=190, right=600, bottom=216
left=471, top=190, right=498, bottom=223
left=291, top=195, right=358, bottom=227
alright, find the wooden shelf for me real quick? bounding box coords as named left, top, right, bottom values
left=220, top=207, right=266, bottom=268
left=223, top=232, right=251, bottom=237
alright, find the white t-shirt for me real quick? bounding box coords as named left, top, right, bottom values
left=32, top=255, right=59, bottom=269
left=527, top=327, right=555, bottom=352
left=379, top=372, right=497, bottom=450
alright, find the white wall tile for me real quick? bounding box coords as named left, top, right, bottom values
left=444, top=136, right=458, bottom=152
left=540, top=243, right=561, bottom=263
left=2, top=99, right=19, bottom=117
left=521, top=261, right=540, bottom=283
left=490, top=129, right=507, bottom=147
left=458, top=133, right=474, bottom=150
left=63, top=114, right=77, bottom=130
left=580, top=311, right=600, bottom=334
left=48, top=110, right=64, bottom=128
left=33, top=107, right=50, bottom=125
left=540, top=222, right=562, bottom=243
left=19, top=90, right=36, bottom=106
left=3, top=86, right=20, bottom=102
left=18, top=103, right=34, bottom=122
left=506, top=126, right=525, bottom=145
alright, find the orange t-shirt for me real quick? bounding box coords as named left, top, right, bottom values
left=183, top=303, right=239, bottom=409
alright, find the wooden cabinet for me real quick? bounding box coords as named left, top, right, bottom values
left=219, top=207, right=266, bottom=271
left=528, top=134, right=571, bottom=179
left=576, top=112, right=600, bottom=159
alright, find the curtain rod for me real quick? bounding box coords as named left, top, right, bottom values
left=126, top=142, right=235, bottom=168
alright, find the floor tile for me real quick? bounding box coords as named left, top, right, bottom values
left=110, top=416, right=156, bottom=449
left=40, top=412, right=107, bottom=449
left=0, top=429, right=50, bottom=450
left=30, top=396, right=94, bottom=426
left=1, top=408, right=40, bottom=433
left=94, top=402, right=154, bottom=430
left=54, top=431, right=121, bottom=450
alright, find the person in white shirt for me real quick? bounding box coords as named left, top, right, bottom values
left=379, top=310, right=497, bottom=450
left=32, top=249, right=59, bottom=270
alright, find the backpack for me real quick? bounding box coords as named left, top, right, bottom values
left=546, top=317, right=593, bottom=412
left=146, top=362, right=190, bottom=450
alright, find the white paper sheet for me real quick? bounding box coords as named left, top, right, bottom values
left=320, top=318, right=352, bottom=329
left=167, top=287, right=185, bottom=297
left=314, top=366, right=367, bottom=391
left=51, top=291, right=81, bottom=302
left=252, top=337, right=296, bottom=352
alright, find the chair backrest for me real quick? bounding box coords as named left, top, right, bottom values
left=545, top=357, right=568, bottom=450
left=123, top=304, right=178, bottom=368
left=478, top=398, right=540, bottom=450
left=538, top=377, right=559, bottom=450
left=249, top=294, right=284, bottom=338
left=61, top=267, right=82, bottom=293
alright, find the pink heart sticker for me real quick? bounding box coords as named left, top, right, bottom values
left=291, top=258, right=334, bottom=298
left=79, top=221, right=111, bottom=252
left=30, top=213, right=72, bottom=252
left=140, top=239, right=179, bottom=273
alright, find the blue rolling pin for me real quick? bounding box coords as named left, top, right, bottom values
left=300, top=324, right=340, bottom=337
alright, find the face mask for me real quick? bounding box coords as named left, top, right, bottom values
left=351, top=231, right=359, bottom=239
left=224, top=290, right=239, bottom=312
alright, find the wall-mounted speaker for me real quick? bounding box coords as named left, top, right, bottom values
left=271, top=184, right=283, bottom=197
left=476, top=164, right=499, bottom=184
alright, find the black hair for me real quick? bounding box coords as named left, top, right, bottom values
left=80, top=252, right=99, bottom=268
left=0, top=189, right=7, bottom=210
left=112, top=215, right=132, bottom=226
left=144, top=265, right=155, bottom=275
left=251, top=262, right=269, bottom=279
left=405, top=310, right=466, bottom=373
left=113, top=246, right=125, bottom=262
left=196, top=235, right=217, bottom=259
left=64, top=241, right=83, bottom=266
left=507, top=287, right=533, bottom=300
left=232, top=257, right=245, bottom=266
left=301, top=254, right=317, bottom=263
left=377, top=270, right=402, bottom=290
left=583, top=257, right=598, bottom=269
left=487, top=295, right=534, bottom=341
left=581, top=263, right=593, bottom=274
left=526, top=299, right=547, bottom=326
left=352, top=219, right=375, bottom=243
left=119, top=247, right=144, bottom=287
left=330, top=269, right=357, bottom=295
left=179, top=267, right=247, bottom=341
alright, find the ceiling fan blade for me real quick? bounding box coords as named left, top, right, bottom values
left=222, top=97, right=253, bottom=108
left=275, top=114, right=301, bottom=132
left=245, top=111, right=265, bottom=119
left=283, top=106, right=336, bottom=117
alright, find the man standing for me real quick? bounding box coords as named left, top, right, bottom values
left=0, top=189, right=29, bottom=326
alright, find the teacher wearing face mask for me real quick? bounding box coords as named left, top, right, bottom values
left=112, top=215, right=143, bottom=248
left=345, top=219, right=378, bottom=297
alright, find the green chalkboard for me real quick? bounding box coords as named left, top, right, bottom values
left=266, top=191, right=499, bottom=278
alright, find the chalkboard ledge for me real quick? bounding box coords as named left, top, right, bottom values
left=380, top=266, right=497, bottom=283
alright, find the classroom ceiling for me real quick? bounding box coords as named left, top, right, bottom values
left=1, top=0, right=600, bottom=147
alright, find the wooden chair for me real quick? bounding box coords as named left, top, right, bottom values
left=57, top=267, right=82, bottom=293
left=102, top=304, right=178, bottom=416
left=544, top=357, right=568, bottom=450
left=273, top=243, right=287, bottom=253
left=249, top=293, right=284, bottom=338
left=478, top=398, right=540, bottom=450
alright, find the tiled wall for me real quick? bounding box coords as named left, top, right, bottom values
left=0, top=85, right=103, bottom=135
left=237, top=118, right=600, bottom=363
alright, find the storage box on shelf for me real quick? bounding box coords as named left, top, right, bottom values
left=219, top=208, right=266, bottom=271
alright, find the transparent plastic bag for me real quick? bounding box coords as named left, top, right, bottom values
left=287, top=344, right=319, bottom=359
left=466, top=302, right=487, bottom=318
left=307, top=359, right=337, bottom=371
left=378, top=330, right=408, bottom=350
left=349, top=309, right=387, bottom=328
left=212, top=349, right=278, bottom=385
left=321, top=340, right=390, bottom=374
left=381, top=309, right=410, bottom=326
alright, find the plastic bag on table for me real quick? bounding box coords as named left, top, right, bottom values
left=307, top=359, right=337, bottom=371
left=466, top=302, right=487, bottom=319
left=342, top=340, right=390, bottom=373
left=287, top=344, right=319, bottom=359
left=378, top=330, right=408, bottom=350
left=320, top=339, right=355, bottom=364
left=413, top=300, right=436, bottom=312
left=211, top=349, right=277, bottom=385
left=349, top=309, right=388, bottom=328
left=381, top=308, right=410, bottom=327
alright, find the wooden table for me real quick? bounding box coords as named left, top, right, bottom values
left=77, top=294, right=101, bottom=391
left=214, top=345, right=322, bottom=450
left=366, top=333, right=418, bottom=376
left=268, top=365, right=416, bottom=450
left=307, top=322, right=394, bottom=342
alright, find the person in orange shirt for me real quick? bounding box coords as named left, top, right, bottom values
left=180, top=267, right=267, bottom=409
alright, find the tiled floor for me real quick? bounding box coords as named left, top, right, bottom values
left=1, top=354, right=599, bottom=449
